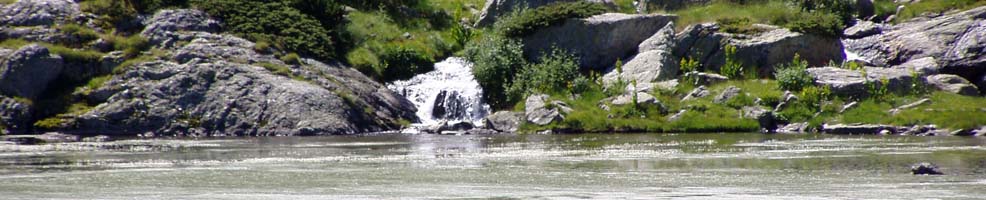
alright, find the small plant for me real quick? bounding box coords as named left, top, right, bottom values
left=909, top=69, right=928, bottom=95
left=680, top=57, right=699, bottom=73
left=868, top=78, right=891, bottom=102
left=280, top=53, right=302, bottom=65
left=800, top=85, right=832, bottom=111
left=845, top=61, right=863, bottom=71
left=57, top=24, right=100, bottom=45
left=721, top=44, right=744, bottom=79
left=774, top=54, right=813, bottom=91
left=717, top=17, right=766, bottom=35
left=570, top=76, right=592, bottom=96
left=254, top=41, right=271, bottom=53
left=615, top=58, right=624, bottom=74
left=259, top=62, right=293, bottom=77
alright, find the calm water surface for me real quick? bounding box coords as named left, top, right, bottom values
left=1, top=133, right=985, bottom=199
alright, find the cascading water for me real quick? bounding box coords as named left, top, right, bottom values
left=387, top=57, right=491, bottom=127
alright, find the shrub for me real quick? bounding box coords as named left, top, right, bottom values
left=378, top=45, right=434, bottom=82
left=45, top=44, right=105, bottom=63
left=496, top=1, right=607, bottom=37
left=191, top=0, right=344, bottom=61
left=786, top=12, right=844, bottom=37
left=800, top=85, right=832, bottom=111
left=465, top=35, right=527, bottom=109
left=570, top=76, right=593, bottom=95
left=259, top=62, right=293, bottom=77
left=280, top=53, right=302, bottom=65
left=774, top=54, right=813, bottom=91
left=717, top=17, right=767, bottom=35
left=506, top=49, right=580, bottom=103
left=57, top=24, right=100, bottom=45
left=720, top=45, right=743, bottom=79
left=105, top=34, right=150, bottom=58
left=254, top=41, right=272, bottom=53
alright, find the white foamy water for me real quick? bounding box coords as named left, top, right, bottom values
left=387, top=57, right=490, bottom=125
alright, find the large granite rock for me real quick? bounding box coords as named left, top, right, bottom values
left=140, top=9, right=222, bottom=48
left=602, top=23, right=678, bottom=85
left=484, top=111, right=524, bottom=132
left=0, top=44, right=64, bottom=99
left=525, top=94, right=571, bottom=125
left=807, top=67, right=917, bottom=97
left=675, top=23, right=845, bottom=76
left=845, top=6, right=986, bottom=79
left=474, top=0, right=615, bottom=27
left=925, top=74, right=980, bottom=96
left=0, top=0, right=81, bottom=26
left=523, top=13, right=676, bottom=71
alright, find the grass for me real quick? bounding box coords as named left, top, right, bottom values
left=669, top=1, right=802, bottom=32
left=0, top=39, right=31, bottom=49
left=45, top=44, right=105, bottom=63
left=894, top=0, right=986, bottom=22
left=258, top=62, right=294, bottom=77
left=0, top=0, right=15, bottom=5
left=841, top=92, right=986, bottom=129
left=57, top=23, right=101, bottom=46
left=104, top=34, right=150, bottom=58
left=344, top=10, right=459, bottom=81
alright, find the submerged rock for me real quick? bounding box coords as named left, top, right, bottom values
left=911, top=162, right=944, bottom=175
left=523, top=13, right=676, bottom=71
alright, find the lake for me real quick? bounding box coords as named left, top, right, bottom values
left=1, top=133, right=985, bottom=199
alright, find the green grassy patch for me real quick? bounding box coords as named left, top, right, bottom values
left=841, top=92, right=986, bottom=129
left=57, top=23, right=101, bottom=45
left=44, top=44, right=105, bottom=63
left=0, top=39, right=31, bottom=49
left=495, top=1, right=608, bottom=38
left=0, top=0, right=16, bottom=5
left=895, top=0, right=986, bottom=22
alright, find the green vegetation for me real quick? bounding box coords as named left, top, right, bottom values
left=0, top=0, right=16, bottom=5
left=774, top=55, right=813, bottom=91
left=259, top=62, right=294, bottom=77
left=669, top=0, right=844, bottom=37
left=57, top=24, right=101, bottom=45
left=104, top=34, right=150, bottom=58
left=0, top=39, right=30, bottom=49
left=893, top=0, right=986, bottom=22
left=506, top=49, right=580, bottom=103
left=495, top=2, right=608, bottom=37
left=720, top=45, right=743, bottom=79
left=465, top=35, right=528, bottom=109
left=841, top=92, right=986, bottom=129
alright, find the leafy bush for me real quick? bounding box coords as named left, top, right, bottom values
left=465, top=35, right=527, bottom=109
left=774, top=54, right=813, bottom=91
left=506, top=49, right=580, bottom=103
left=191, top=0, right=345, bottom=61
left=800, top=85, right=832, bottom=111
left=378, top=45, right=434, bottom=82
left=786, top=11, right=844, bottom=37
left=792, top=0, right=855, bottom=24
left=496, top=2, right=607, bottom=37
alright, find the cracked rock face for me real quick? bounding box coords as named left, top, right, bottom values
left=844, top=7, right=986, bottom=79
left=0, top=0, right=81, bottom=26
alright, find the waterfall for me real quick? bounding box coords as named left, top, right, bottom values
left=387, top=57, right=491, bottom=126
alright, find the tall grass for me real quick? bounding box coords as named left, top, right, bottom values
left=671, top=1, right=801, bottom=31
left=895, top=0, right=986, bottom=21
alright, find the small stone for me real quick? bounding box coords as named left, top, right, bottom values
left=713, top=86, right=742, bottom=104
left=911, top=162, right=944, bottom=175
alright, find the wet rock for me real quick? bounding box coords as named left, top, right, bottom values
left=808, top=67, right=916, bottom=97
left=525, top=94, right=571, bottom=125
left=911, top=162, right=944, bottom=175
left=742, top=106, right=777, bottom=133
left=432, top=90, right=469, bottom=120
left=713, top=86, right=741, bottom=104
left=484, top=111, right=524, bottom=132
left=821, top=124, right=901, bottom=135
left=675, top=23, right=844, bottom=76
left=0, top=96, right=31, bottom=133
left=0, top=0, right=81, bottom=26
left=776, top=122, right=809, bottom=134
left=82, top=135, right=111, bottom=142
left=682, top=72, right=728, bottom=86
left=474, top=0, right=616, bottom=27
left=843, top=20, right=882, bottom=39
left=523, top=13, right=676, bottom=71
left=0, top=44, right=64, bottom=99
left=604, top=23, right=678, bottom=86
left=681, top=86, right=710, bottom=101
left=970, top=126, right=986, bottom=136
left=844, top=7, right=986, bottom=78
left=925, top=74, right=980, bottom=96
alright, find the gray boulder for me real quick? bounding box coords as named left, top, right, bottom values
left=0, top=96, right=31, bottom=133
left=713, top=86, right=741, bottom=104
left=0, top=44, right=64, bottom=99
left=844, top=6, right=986, bottom=78
left=681, top=85, right=710, bottom=101
left=776, top=122, right=809, bottom=134
left=925, top=74, right=980, bottom=96
left=609, top=92, right=659, bottom=106
left=682, top=71, right=728, bottom=86
left=525, top=94, right=571, bottom=125
left=742, top=106, right=777, bottom=133
left=807, top=67, right=916, bottom=97
left=603, top=23, right=678, bottom=86
left=141, top=9, right=223, bottom=48
left=523, top=13, right=676, bottom=71
left=675, top=23, right=844, bottom=76
left=474, top=0, right=615, bottom=27
left=485, top=111, right=524, bottom=132
left=0, top=0, right=81, bottom=26
left=843, top=20, right=883, bottom=39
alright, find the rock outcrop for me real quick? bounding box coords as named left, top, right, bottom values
left=844, top=6, right=986, bottom=79
left=807, top=67, right=917, bottom=97
left=0, top=0, right=81, bottom=26
left=675, top=23, right=845, bottom=75
left=0, top=44, right=64, bottom=99
left=522, top=13, right=676, bottom=71
left=925, top=74, right=980, bottom=96
left=525, top=94, right=571, bottom=125
left=602, top=23, right=678, bottom=86
left=474, top=0, right=615, bottom=27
